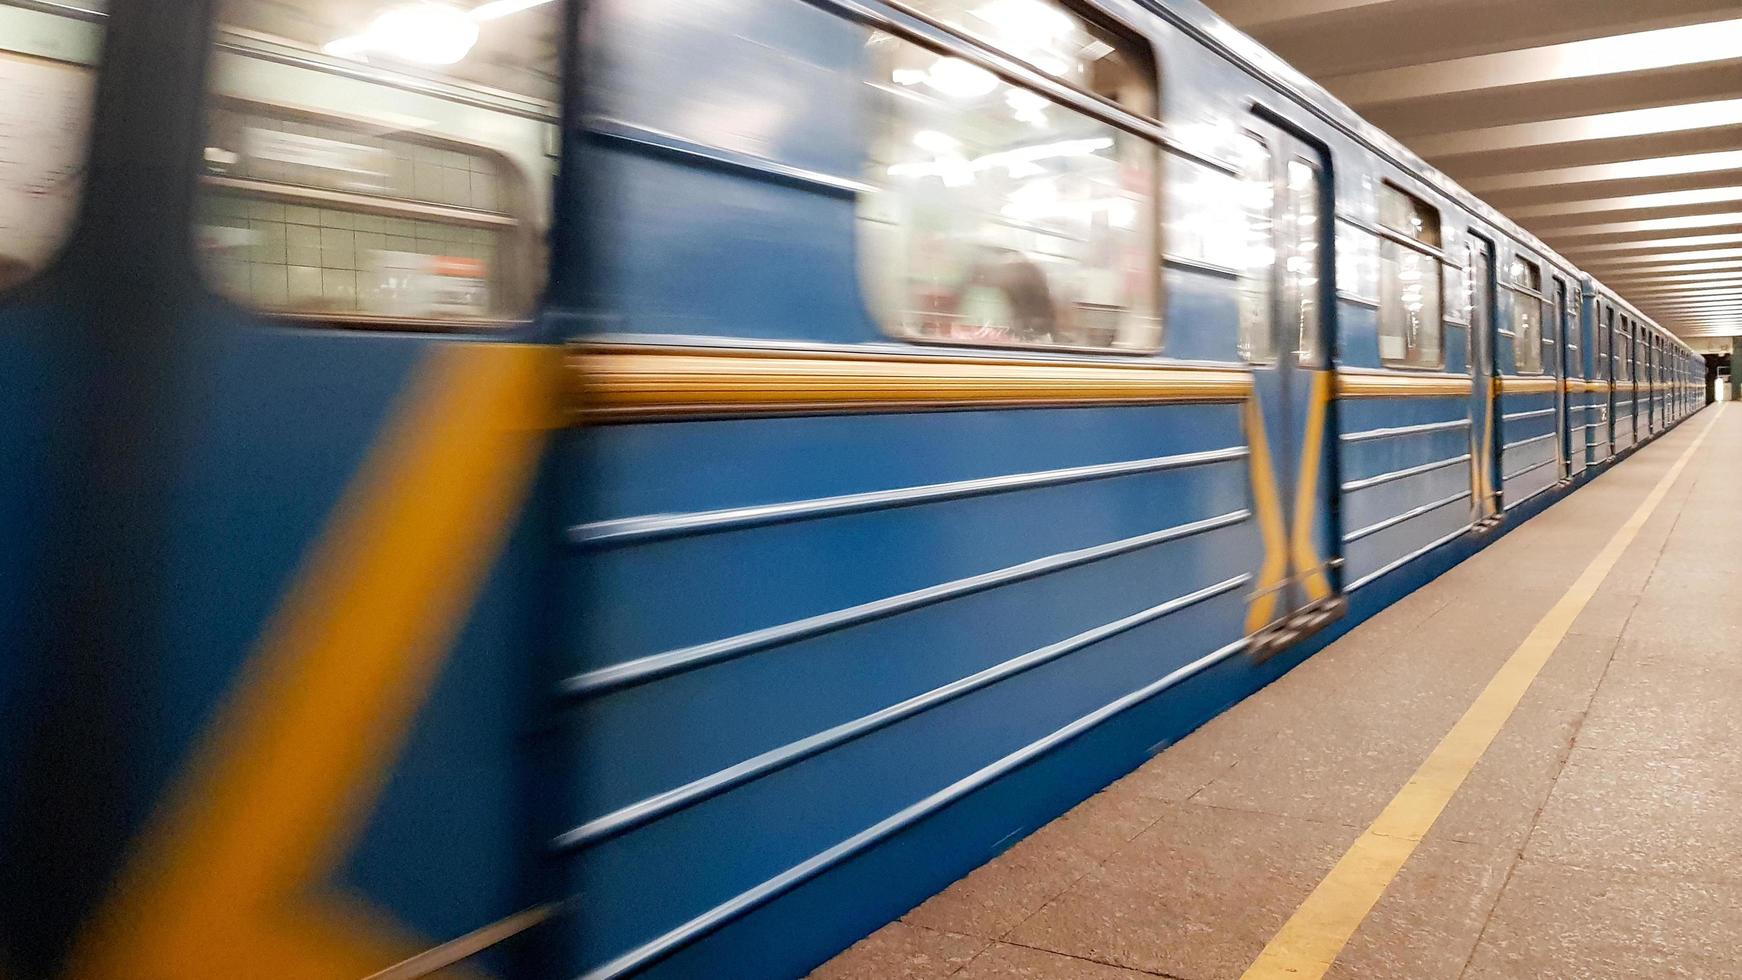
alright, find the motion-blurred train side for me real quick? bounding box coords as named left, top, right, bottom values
left=0, top=0, right=1702, bottom=978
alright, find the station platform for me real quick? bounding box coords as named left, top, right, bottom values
left=813, top=404, right=1738, bottom=980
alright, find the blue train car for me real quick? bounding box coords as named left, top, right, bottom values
left=0, top=0, right=1703, bottom=978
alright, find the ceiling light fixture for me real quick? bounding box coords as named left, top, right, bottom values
left=325, top=0, right=556, bottom=65
left=470, top=0, right=556, bottom=20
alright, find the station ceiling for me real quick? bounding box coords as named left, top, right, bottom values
left=1202, top=0, right=1742, bottom=342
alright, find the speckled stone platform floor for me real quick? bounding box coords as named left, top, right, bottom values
left=811, top=405, right=1741, bottom=980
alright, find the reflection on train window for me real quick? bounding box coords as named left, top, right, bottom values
left=1600, top=306, right=1613, bottom=380
left=1468, top=241, right=1491, bottom=365
left=860, top=26, right=1157, bottom=352
left=1508, top=256, right=1543, bottom=374
left=1335, top=221, right=1378, bottom=302
left=196, top=0, right=560, bottom=324
left=1285, top=159, right=1322, bottom=365
left=1231, top=135, right=1273, bottom=362
left=1376, top=184, right=1442, bottom=368
left=902, top=0, right=1154, bottom=116
left=0, top=0, right=103, bottom=292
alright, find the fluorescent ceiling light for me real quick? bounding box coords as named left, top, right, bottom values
left=326, top=0, right=555, bottom=64
left=925, top=57, right=999, bottom=98
left=471, top=0, right=555, bottom=19
left=1333, top=18, right=1742, bottom=105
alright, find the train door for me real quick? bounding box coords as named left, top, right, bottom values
left=1567, top=281, right=1588, bottom=477
left=1241, top=120, right=1342, bottom=654
left=1598, top=303, right=1615, bottom=460
left=1553, top=275, right=1570, bottom=477
left=1468, top=233, right=1500, bottom=522
left=1657, top=338, right=1666, bottom=430
left=1648, top=337, right=1658, bottom=434
left=1619, top=318, right=1636, bottom=450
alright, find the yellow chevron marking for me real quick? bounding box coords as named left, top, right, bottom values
left=1290, top=371, right=1332, bottom=601
left=1244, top=394, right=1291, bottom=634
left=68, top=343, right=557, bottom=980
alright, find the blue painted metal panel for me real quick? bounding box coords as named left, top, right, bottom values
left=566, top=589, right=1249, bottom=977
left=569, top=406, right=1248, bottom=667
left=1343, top=493, right=1470, bottom=587
left=1336, top=301, right=1380, bottom=368
left=1341, top=457, right=1471, bottom=546
left=570, top=491, right=1251, bottom=815
left=1164, top=270, right=1241, bottom=362
left=340, top=502, right=551, bottom=960
left=0, top=305, right=81, bottom=832
left=556, top=388, right=1262, bottom=979
left=571, top=406, right=1246, bottom=529
left=589, top=149, right=869, bottom=345
left=1499, top=390, right=1559, bottom=507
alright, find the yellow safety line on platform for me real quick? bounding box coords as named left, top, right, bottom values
left=1241, top=404, right=1725, bottom=980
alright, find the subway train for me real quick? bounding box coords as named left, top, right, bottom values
left=0, top=0, right=1703, bottom=978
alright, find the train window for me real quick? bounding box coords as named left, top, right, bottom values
left=0, top=1, right=103, bottom=292
left=1508, top=256, right=1543, bottom=374
left=1229, top=136, right=1274, bottom=362
left=1468, top=241, right=1491, bottom=363
left=195, top=0, right=561, bottom=325
left=1377, top=185, right=1442, bottom=368
left=900, top=0, right=1154, bottom=116
left=1286, top=159, right=1323, bottom=365
left=1600, top=306, right=1613, bottom=379
left=861, top=23, right=1158, bottom=351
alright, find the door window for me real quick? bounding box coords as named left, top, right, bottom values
left=195, top=0, right=561, bottom=324
left=1285, top=158, right=1323, bottom=366
left=0, top=0, right=104, bottom=291
left=1507, top=256, right=1543, bottom=374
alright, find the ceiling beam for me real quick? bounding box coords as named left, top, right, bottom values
left=1614, top=279, right=1742, bottom=293
left=1556, top=232, right=1742, bottom=254
left=1462, top=150, right=1742, bottom=194
left=1509, top=185, right=1742, bottom=219
left=1207, top=0, right=1413, bottom=30
left=1583, top=247, right=1742, bottom=267
left=1411, top=99, right=1742, bottom=157
left=1361, top=61, right=1742, bottom=138
left=1603, top=269, right=1742, bottom=285
left=1434, top=125, right=1742, bottom=180
left=1543, top=212, right=1742, bottom=238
